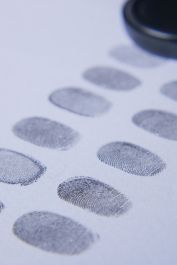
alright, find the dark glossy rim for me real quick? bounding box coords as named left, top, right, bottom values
left=123, top=0, right=177, bottom=42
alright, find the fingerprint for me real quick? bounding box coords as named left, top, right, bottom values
left=0, top=149, right=46, bottom=185
left=97, top=142, right=165, bottom=176
left=133, top=110, right=177, bottom=141
left=0, top=202, right=4, bottom=212
left=13, top=211, right=98, bottom=255
left=110, top=45, right=165, bottom=68
left=83, top=66, right=141, bottom=91
left=13, top=117, right=80, bottom=150
left=58, top=177, right=131, bottom=217
left=161, top=81, right=177, bottom=101
left=49, top=87, right=111, bottom=117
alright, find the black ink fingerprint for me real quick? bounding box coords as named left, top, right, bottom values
left=13, top=211, right=98, bottom=255
left=0, top=149, right=46, bottom=185
left=0, top=202, right=4, bottom=212
left=110, top=45, right=165, bottom=68
left=49, top=87, right=111, bottom=117
left=83, top=66, right=141, bottom=91
left=133, top=110, right=177, bottom=141
left=97, top=142, right=165, bottom=176
left=161, top=81, right=177, bottom=102
left=58, top=177, right=131, bottom=216
left=13, top=117, right=80, bottom=150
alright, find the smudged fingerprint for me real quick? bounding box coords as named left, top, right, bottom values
left=13, top=211, right=98, bottom=255
left=0, top=202, right=4, bottom=212
left=110, top=45, right=165, bottom=68
left=13, top=117, right=80, bottom=150
left=161, top=81, right=177, bottom=101
left=49, top=87, right=111, bottom=117
left=97, top=142, right=165, bottom=176
left=133, top=110, right=177, bottom=141
left=0, top=149, right=46, bottom=185
left=58, top=177, right=131, bottom=217
left=83, top=66, right=141, bottom=91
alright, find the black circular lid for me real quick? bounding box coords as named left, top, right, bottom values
left=123, top=0, right=177, bottom=58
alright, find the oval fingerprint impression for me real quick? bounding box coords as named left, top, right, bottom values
left=133, top=110, right=177, bottom=141
left=13, top=211, right=98, bottom=255
left=161, top=81, right=177, bottom=102
left=83, top=66, right=141, bottom=91
left=0, top=149, right=46, bottom=185
left=13, top=117, right=80, bottom=149
left=110, top=45, right=165, bottom=68
left=49, top=87, right=111, bottom=117
left=58, top=177, right=131, bottom=217
left=97, top=142, right=165, bottom=176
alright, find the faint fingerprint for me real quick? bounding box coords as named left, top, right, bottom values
left=58, top=177, right=131, bottom=217
left=161, top=81, right=177, bottom=101
left=110, top=45, right=165, bottom=68
left=83, top=66, right=141, bottom=91
left=97, top=142, right=165, bottom=176
left=0, top=202, right=4, bottom=212
left=13, top=117, right=80, bottom=150
left=13, top=211, right=98, bottom=255
left=49, top=87, right=111, bottom=117
left=0, top=149, right=46, bottom=185
left=133, top=110, right=177, bottom=141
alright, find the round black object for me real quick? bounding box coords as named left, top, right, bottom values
left=123, top=0, right=177, bottom=58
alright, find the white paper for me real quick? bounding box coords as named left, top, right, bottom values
left=0, top=1, right=177, bottom=264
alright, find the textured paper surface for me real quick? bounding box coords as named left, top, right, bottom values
left=0, top=0, right=177, bottom=264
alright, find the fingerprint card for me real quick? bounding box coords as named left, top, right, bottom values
left=0, top=0, right=177, bottom=265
